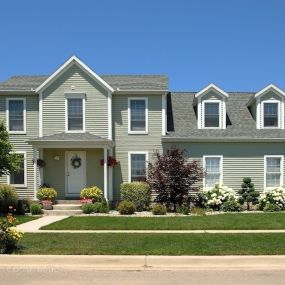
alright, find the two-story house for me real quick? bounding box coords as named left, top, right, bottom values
left=1, top=56, right=285, bottom=201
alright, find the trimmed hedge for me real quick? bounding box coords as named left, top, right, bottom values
left=120, top=182, right=151, bottom=211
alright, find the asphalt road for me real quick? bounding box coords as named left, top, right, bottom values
left=1, top=267, right=285, bottom=285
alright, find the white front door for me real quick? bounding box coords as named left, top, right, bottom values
left=66, top=151, right=86, bottom=196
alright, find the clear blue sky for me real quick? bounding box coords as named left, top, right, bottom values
left=1, top=0, right=284, bottom=92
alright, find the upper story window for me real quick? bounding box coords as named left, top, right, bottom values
left=65, top=94, right=85, bottom=132
left=262, top=101, right=279, bottom=128
left=9, top=152, right=26, bottom=187
left=203, top=155, right=223, bottom=188
left=196, top=84, right=228, bottom=130
left=204, top=101, right=220, bottom=128
left=265, top=155, right=283, bottom=188
left=129, top=152, right=148, bottom=182
left=6, top=98, right=26, bottom=134
left=128, top=98, right=148, bottom=134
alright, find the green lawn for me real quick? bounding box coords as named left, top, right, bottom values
left=20, top=233, right=285, bottom=255
left=0, top=215, right=37, bottom=225
left=41, top=212, right=285, bottom=230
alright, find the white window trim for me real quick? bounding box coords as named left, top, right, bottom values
left=8, top=151, right=27, bottom=188
left=201, top=100, right=224, bottom=129
left=261, top=99, right=281, bottom=129
left=203, top=155, right=223, bottom=189
left=128, top=97, right=148, bottom=134
left=6, top=98, right=26, bottom=134
left=128, top=151, right=148, bottom=182
left=264, top=155, right=284, bottom=189
left=65, top=93, right=86, bottom=133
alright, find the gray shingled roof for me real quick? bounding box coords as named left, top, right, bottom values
left=0, top=75, right=168, bottom=91
left=28, top=132, right=111, bottom=142
left=166, top=92, right=285, bottom=140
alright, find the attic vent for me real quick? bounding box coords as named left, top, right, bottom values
left=70, top=85, right=75, bottom=90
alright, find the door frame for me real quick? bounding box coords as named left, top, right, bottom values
left=65, top=150, right=86, bottom=197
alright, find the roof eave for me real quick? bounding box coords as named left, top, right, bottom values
left=162, top=136, right=285, bottom=143
left=113, top=90, right=168, bottom=95
left=0, top=90, right=37, bottom=95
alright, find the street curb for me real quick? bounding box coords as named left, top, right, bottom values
left=1, top=255, right=285, bottom=270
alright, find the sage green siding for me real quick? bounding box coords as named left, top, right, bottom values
left=163, top=142, right=285, bottom=192
left=43, top=149, right=104, bottom=199
left=0, top=95, right=39, bottom=199
left=112, top=94, right=163, bottom=201
left=42, top=64, right=108, bottom=137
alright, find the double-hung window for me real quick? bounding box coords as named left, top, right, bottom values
left=263, top=102, right=279, bottom=128
left=7, top=98, right=26, bottom=133
left=203, top=156, right=223, bottom=188
left=129, top=152, right=148, bottom=182
left=128, top=98, right=148, bottom=133
left=9, top=152, right=26, bottom=187
left=66, top=94, right=85, bottom=132
left=203, top=101, right=220, bottom=128
left=265, top=156, right=283, bottom=188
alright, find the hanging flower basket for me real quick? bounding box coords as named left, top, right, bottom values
left=100, top=156, right=119, bottom=167
left=37, top=159, right=46, bottom=168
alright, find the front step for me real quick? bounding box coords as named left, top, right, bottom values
left=53, top=204, right=82, bottom=211
left=43, top=209, right=82, bottom=216
left=56, top=200, right=81, bottom=204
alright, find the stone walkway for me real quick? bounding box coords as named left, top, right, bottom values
left=17, top=216, right=285, bottom=233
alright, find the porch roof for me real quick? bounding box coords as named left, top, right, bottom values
left=26, top=132, right=114, bottom=148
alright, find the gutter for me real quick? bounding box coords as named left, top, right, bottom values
left=0, top=90, right=37, bottom=95
left=162, top=136, right=285, bottom=143
left=113, top=90, right=168, bottom=95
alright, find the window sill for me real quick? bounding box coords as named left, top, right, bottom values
left=10, top=184, right=27, bottom=188
left=8, top=131, right=26, bottom=135
left=128, top=131, right=148, bottom=135
left=65, top=130, right=85, bottom=133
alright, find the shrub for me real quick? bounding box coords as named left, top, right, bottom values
left=30, top=203, right=43, bottom=215
left=120, top=182, right=151, bottom=211
left=152, top=204, right=167, bottom=215
left=221, top=199, right=243, bottom=212
left=259, top=187, right=285, bottom=211
left=36, top=187, right=57, bottom=201
left=93, top=202, right=109, bottom=213
left=0, top=214, right=24, bottom=254
left=263, top=203, right=281, bottom=212
left=147, top=147, right=204, bottom=211
left=190, top=207, right=207, bottom=216
left=176, top=204, right=190, bottom=215
left=199, top=184, right=237, bottom=211
left=238, top=177, right=259, bottom=210
left=80, top=186, right=103, bottom=202
left=82, top=203, right=95, bottom=214
left=117, top=201, right=135, bottom=215
left=16, top=199, right=30, bottom=215
left=0, top=184, right=18, bottom=214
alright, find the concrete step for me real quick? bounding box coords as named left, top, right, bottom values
left=56, top=200, right=81, bottom=204
left=43, top=209, right=82, bottom=216
left=53, top=204, right=82, bottom=210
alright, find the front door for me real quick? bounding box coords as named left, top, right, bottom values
left=66, top=151, right=86, bottom=196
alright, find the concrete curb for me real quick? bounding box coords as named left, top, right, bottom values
left=1, top=255, right=285, bottom=270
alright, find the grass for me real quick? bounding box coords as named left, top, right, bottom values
left=0, top=215, right=37, bottom=225
left=20, top=233, right=285, bottom=255
left=42, top=212, right=285, bottom=230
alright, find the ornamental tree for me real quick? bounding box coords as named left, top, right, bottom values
left=238, top=177, right=260, bottom=210
left=0, top=121, right=21, bottom=177
left=147, top=147, right=204, bottom=211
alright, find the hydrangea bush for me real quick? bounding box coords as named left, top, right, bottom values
left=200, top=184, right=237, bottom=210
left=259, top=187, right=285, bottom=211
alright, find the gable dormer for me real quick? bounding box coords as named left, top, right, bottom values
left=253, top=84, right=285, bottom=130
left=195, top=84, right=228, bottom=129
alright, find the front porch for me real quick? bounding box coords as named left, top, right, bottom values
left=27, top=132, right=114, bottom=200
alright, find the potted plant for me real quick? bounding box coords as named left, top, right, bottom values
left=36, top=187, right=57, bottom=210
left=100, top=156, right=119, bottom=167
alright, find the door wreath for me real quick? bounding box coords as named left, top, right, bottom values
left=71, top=155, right=82, bottom=169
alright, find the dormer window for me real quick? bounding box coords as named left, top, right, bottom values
left=195, top=84, right=228, bottom=130
left=263, top=102, right=279, bottom=128
left=204, top=101, right=220, bottom=128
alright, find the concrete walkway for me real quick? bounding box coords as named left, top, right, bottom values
left=17, top=216, right=68, bottom=232
left=17, top=217, right=285, bottom=233
left=1, top=255, right=285, bottom=270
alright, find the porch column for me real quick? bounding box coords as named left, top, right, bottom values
left=103, top=147, right=108, bottom=200
left=108, top=148, right=113, bottom=201
left=33, top=147, right=38, bottom=200
left=39, top=149, right=44, bottom=187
